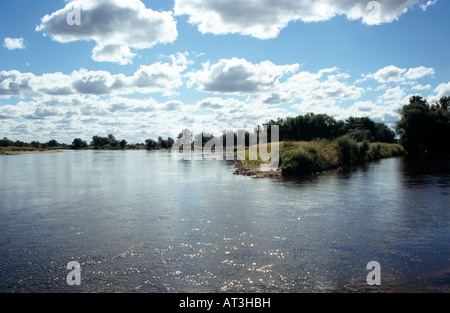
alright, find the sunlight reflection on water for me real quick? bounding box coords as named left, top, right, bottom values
left=0, top=151, right=449, bottom=293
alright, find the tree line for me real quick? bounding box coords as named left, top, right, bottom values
left=72, top=135, right=176, bottom=150
left=169, top=114, right=395, bottom=153
left=0, top=135, right=175, bottom=151
left=2, top=96, right=448, bottom=155
left=0, top=138, right=68, bottom=149
left=179, top=96, right=449, bottom=156
left=266, top=113, right=396, bottom=143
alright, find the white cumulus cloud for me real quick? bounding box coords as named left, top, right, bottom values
left=404, top=66, right=435, bottom=80
left=36, top=0, right=178, bottom=65
left=174, top=0, right=427, bottom=39
left=0, top=53, right=190, bottom=98
left=428, top=82, right=450, bottom=103
left=3, top=37, right=25, bottom=50
left=366, top=65, right=435, bottom=84
left=188, top=58, right=299, bottom=95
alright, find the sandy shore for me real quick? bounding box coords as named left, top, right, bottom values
left=1, top=150, right=62, bottom=155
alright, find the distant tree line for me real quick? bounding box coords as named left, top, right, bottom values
left=90, top=134, right=128, bottom=150
left=3, top=96, right=448, bottom=155
left=68, top=115, right=399, bottom=152
left=1, top=134, right=168, bottom=151
left=174, top=114, right=397, bottom=151
left=0, top=138, right=70, bottom=149
left=72, top=134, right=176, bottom=151
left=145, top=137, right=175, bottom=150
left=68, top=96, right=449, bottom=155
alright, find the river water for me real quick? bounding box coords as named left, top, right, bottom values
left=0, top=150, right=448, bottom=293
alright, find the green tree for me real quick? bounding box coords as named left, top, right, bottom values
left=31, top=141, right=41, bottom=149
left=108, top=134, right=118, bottom=147
left=0, top=137, right=14, bottom=147
left=346, top=129, right=374, bottom=142
left=274, top=114, right=340, bottom=142
left=167, top=137, right=175, bottom=148
left=72, top=138, right=88, bottom=150
left=344, top=117, right=395, bottom=143
left=47, top=139, right=59, bottom=147
left=396, top=96, right=450, bottom=154
left=91, top=135, right=110, bottom=148
left=374, top=123, right=396, bottom=143
left=396, top=96, right=430, bottom=154
left=437, top=96, right=449, bottom=110
left=145, top=139, right=158, bottom=150
left=119, top=139, right=127, bottom=150
left=14, top=140, right=25, bottom=147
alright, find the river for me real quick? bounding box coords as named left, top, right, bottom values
left=0, top=150, right=448, bottom=293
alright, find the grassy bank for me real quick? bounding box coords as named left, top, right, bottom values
left=236, top=137, right=406, bottom=177
left=280, top=138, right=406, bottom=176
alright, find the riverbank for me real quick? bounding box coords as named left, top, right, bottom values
left=0, top=147, right=61, bottom=155
left=233, top=159, right=282, bottom=178
left=234, top=139, right=406, bottom=178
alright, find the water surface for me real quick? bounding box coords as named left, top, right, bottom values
left=0, top=150, right=448, bottom=293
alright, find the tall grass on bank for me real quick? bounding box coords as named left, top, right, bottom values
left=240, top=142, right=279, bottom=169
left=280, top=137, right=406, bottom=176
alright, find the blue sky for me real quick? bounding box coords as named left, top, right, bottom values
left=0, top=0, right=449, bottom=143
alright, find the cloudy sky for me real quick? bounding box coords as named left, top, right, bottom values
left=0, top=0, right=449, bottom=143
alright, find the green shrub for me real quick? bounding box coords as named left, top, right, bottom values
left=336, top=136, right=359, bottom=165
left=358, top=140, right=370, bottom=160
left=281, top=147, right=314, bottom=175
left=279, top=139, right=406, bottom=176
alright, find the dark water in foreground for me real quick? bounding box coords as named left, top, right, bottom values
left=0, top=150, right=449, bottom=293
